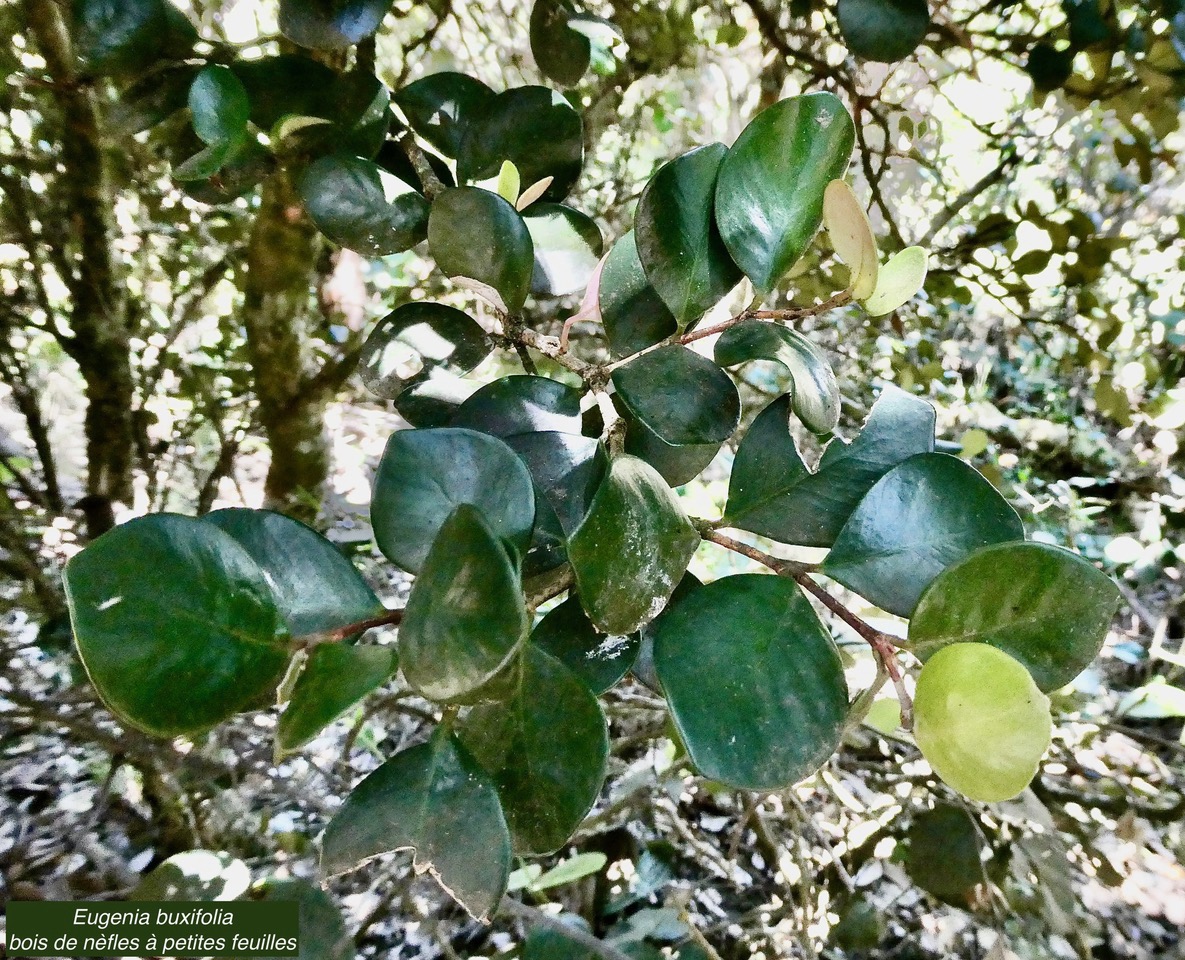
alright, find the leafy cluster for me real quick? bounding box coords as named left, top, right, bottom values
left=56, top=0, right=1128, bottom=934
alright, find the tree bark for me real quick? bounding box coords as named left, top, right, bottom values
left=27, top=0, right=135, bottom=539
left=241, top=170, right=331, bottom=522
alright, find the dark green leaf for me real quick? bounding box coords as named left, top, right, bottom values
left=504, top=431, right=607, bottom=536
left=905, top=805, right=985, bottom=901
left=714, top=321, right=840, bottom=433
left=428, top=187, right=535, bottom=313
left=188, top=65, right=249, bottom=146
left=400, top=504, right=529, bottom=701
left=451, top=375, right=583, bottom=437
left=73, top=0, right=196, bottom=75
left=235, top=58, right=390, bottom=158
left=532, top=594, right=639, bottom=693
left=250, top=878, right=353, bottom=960
left=204, top=508, right=382, bottom=638
left=358, top=302, right=491, bottom=401
left=300, top=154, right=429, bottom=257
left=524, top=204, right=604, bottom=297
left=278, top=643, right=398, bottom=751
left=460, top=646, right=608, bottom=853
left=600, top=230, right=678, bottom=357
left=653, top=574, right=848, bottom=789
left=321, top=729, right=511, bottom=921
left=1065, top=0, right=1111, bottom=49
left=530, top=0, right=592, bottom=87
left=457, top=86, right=584, bottom=202
left=634, top=572, right=702, bottom=694
left=715, top=93, right=855, bottom=295
left=622, top=410, right=721, bottom=488
left=178, top=136, right=273, bottom=200
left=822, top=453, right=1025, bottom=617
left=130, top=850, right=250, bottom=902
left=836, top=0, right=931, bottom=62
left=64, top=514, right=288, bottom=737
left=725, top=385, right=935, bottom=547
left=393, top=375, right=479, bottom=428
left=612, top=346, right=740, bottom=446
left=567, top=455, right=700, bottom=635
left=907, top=541, right=1119, bottom=691
left=371, top=426, right=536, bottom=573
left=635, top=144, right=741, bottom=324
left=395, top=72, right=496, bottom=158
left=278, top=0, right=389, bottom=50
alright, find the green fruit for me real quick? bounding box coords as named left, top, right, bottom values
left=913, top=642, right=1052, bottom=803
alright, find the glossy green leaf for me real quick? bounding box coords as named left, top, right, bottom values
left=1026, top=42, right=1075, bottom=93
left=567, top=456, right=700, bottom=635
left=130, top=850, right=250, bottom=902
left=204, top=508, right=382, bottom=639
left=497, top=159, right=522, bottom=204
left=530, top=0, right=592, bottom=86
left=634, top=572, right=702, bottom=693
left=428, top=187, right=535, bottom=313
left=358, top=302, right=491, bottom=401
left=371, top=427, right=536, bottom=573
left=715, top=93, right=855, bottom=295
left=599, top=230, right=678, bottom=357
left=622, top=409, right=721, bottom=488
left=907, top=541, right=1119, bottom=691
left=321, top=729, right=511, bottom=921
left=635, top=144, right=741, bottom=323
left=64, top=514, right=288, bottom=737
left=823, top=179, right=878, bottom=299
left=177, top=136, right=273, bottom=200
left=714, top=321, right=839, bottom=434
left=460, top=646, right=608, bottom=854
left=250, top=878, right=353, bottom=960
left=300, top=154, right=429, bottom=257
left=524, top=204, right=604, bottom=297
left=188, top=65, right=249, bottom=146
left=278, top=0, right=389, bottom=50
left=836, top=0, right=931, bottom=62
left=905, top=805, right=984, bottom=901
left=73, top=0, right=196, bottom=75
left=653, top=574, right=848, bottom=790
left=725, top=386, right=935, bottom=546
left=399, top=504, right=529, bottom=701
left=861, top=246, right=928, bottom=316
left=394, top=72, right=496, bottom=158
left=451, top=375, right=583, bottom=438
left=822, top=453, right=1025, bottom=617
left=532, top=594, right=640, bottom=693
left=457, top=86, right=584, bottom=202
left=504, top=431, right=608, bottom=536
left=393, top=374, right=479, bottom=428
left=235, top=58, right=389, bottom=158
left=612, top=346, right=740, bottom=446
left=278, top=643, right=398, bottom=752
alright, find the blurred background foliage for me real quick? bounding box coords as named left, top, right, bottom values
left=1, top=1, right=1184, bottom=958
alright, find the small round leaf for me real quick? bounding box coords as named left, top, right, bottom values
left=837, top=0, right=931, bottom=63
left=531, top=594, right=639, bottom=693
left=394, top=72, right=496, bottom=158
left=278, top=0, right=389, bottom=50
left=907, top=541, right=1119, bottom=691
left=612, top=345, right=740, bottom=446
left=530, top=0, right=592, bottom=87
left=653, top=574, right=849, bottom=790
left=371, top=427, right=536, bottom=573
left=428, top=187, right=535, bottom=313
left=64, top=514, right=288, bottom=737
left=823, top=179, right=879, bottom=299
left=861, top=246, right=928, bottom=316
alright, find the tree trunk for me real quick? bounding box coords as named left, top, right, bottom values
left=27, top=0, right=135, bottom=540
left=242, top=170, right=331, bottom=522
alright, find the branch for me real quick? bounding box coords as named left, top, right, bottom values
left=500, top=899, right=634, bottom=960
left=701, top=527, right=913, bottom=726
left=292, top=608, right=404, bottom=649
